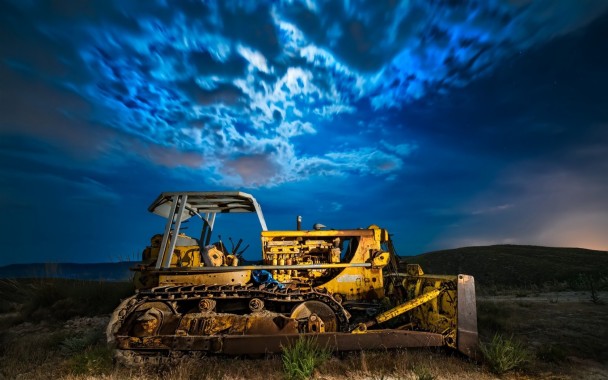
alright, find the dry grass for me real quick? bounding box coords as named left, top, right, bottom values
left=1, top=323, right=607, bottom=379
left=1, top=279, right=608, bottom=379
left=314, top=349, right=493, bottom=380
left=477, top=293, right=608, bottom=363
left=0, top=315, right=489, bottom=380
left=476, top=292, right=608, bottom=379
left=0, top=278, right=133, bottom=326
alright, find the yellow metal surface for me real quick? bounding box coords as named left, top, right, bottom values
left=375, top=288, right=441, bottom=324
left=202, top=246, right=224, bottom=266
left=261, top=229, right=375, bottom=238
left=318, top=266, right=384, bottom=301
left=371, top=251, right=390, bottom=268
left=127, top=217, right=472, bottom=353
left=140, top=226, right=390, bottom=302
left=143, top=234, right=202, bottom=267
left=351, top=287, right=443, bottom=333
left=159, top=270, right=251, bottom=286
left=260, top=225, right=389, bottom=301
left=402, top=274, right=458, bottom=348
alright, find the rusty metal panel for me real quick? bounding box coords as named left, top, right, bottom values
left=159, top=270, right=252, bottom=285
left=222, top=331, right=445, bottom=354
left=457, top=274, right=478, bottom=357
left=117, top=330, right=445, bottom=354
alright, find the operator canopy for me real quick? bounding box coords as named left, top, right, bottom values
left=148, top=191, right=267, bottom=230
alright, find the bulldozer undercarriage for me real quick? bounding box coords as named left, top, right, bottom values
left=107, top=192, right=478, bottom=363
left=108, top=287, right=448, bottom=366
left=108, top=278, right=475, bottom=362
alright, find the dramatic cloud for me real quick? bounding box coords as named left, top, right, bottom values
left=3, top=0, right=606, bottom=187
left=1, top=1, right=607, bottom=264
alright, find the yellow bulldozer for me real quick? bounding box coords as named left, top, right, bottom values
left=107, top=191, right=477, bottom=363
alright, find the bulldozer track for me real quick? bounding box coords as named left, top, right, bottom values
left=108, top=283, right=351, bottom=365
left=136, top=283, right=350, bottom=328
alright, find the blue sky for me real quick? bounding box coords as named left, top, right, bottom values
left=1, top=0, right=607, bottom=265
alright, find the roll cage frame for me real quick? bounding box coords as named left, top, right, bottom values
left=148, top=191, right=268, bottom=269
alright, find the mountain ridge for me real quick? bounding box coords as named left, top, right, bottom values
left=404, top=244, right=608, bottom=288
left=1, top=245, right=606, bottom=286
left=0, top=261, right=135, bottom=281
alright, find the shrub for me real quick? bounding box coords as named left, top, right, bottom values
left=14, top=279, right=134, bottom=322
left=282, top=337, right=331, bottom=380
left=412, top=364, right=436, bottom=380
left=60, top=330, right=102, bottom=355
left=480, top=333, right=531, bottom=374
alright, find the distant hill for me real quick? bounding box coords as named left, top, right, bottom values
left=404, top=245, right=608, bottom=288
left=0, top=262, right=135, bottom=281
left=2, top=245, right=607, bottom=287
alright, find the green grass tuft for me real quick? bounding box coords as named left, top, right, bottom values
left=480, top=333, right=531, bottom=374
left=282, top=336, right=331, bottom=380
left=66, top=345, right=114, bottom=375
left=412, top=364, right=436, bottom=380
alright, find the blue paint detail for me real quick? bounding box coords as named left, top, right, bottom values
left=252, top=270, right=284, bottom=289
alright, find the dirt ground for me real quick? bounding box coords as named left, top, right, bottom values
left=477, top=291, right=608, bottom=379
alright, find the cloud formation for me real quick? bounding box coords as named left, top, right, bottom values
left=435, top=146, right=608, bottom=252
left=2, top=0, right=607, bottom=188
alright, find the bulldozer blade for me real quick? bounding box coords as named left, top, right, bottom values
left=457, top=274, right=478, bottom=357
left=116, top=330, right=445, bottom=354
